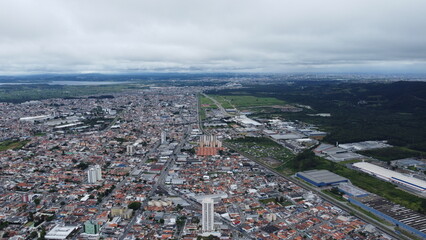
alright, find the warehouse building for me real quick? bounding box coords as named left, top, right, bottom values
left=353, top=162, right=426, bottom=194
left=296, top=170, right=348, bottom=187
left=338, top=183, right=369, bottom=197
left=349, top=195, right=426, bottom=239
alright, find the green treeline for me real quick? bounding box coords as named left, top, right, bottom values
left=208, top=81, right=426, bottom=154
left=0, top=84, right=132, bottom=103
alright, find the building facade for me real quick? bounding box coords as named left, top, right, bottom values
left=202, top=198, right=214, bottom=233
left=87, top=165, right=102, bottom=183
left=84, top=221, right=100, bottom=234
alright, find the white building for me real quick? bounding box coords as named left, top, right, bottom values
left=45, top=225, right=78, bottom=239
left=199, top=135, right=222, bottom=148
left=95, top=165, right=102, bottom=181
left=353, top=162, right=426, bottom=194
left=87, top=168, right=96, bottom=184
left=202, top=198, right=214, bottom=233
left=87, top=165, right=102, bottom=184
left=161, top=131, right=167, bottom=144
left=126, top=145, right=134, bottom=155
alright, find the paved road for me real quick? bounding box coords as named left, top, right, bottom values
left=202, top=93, right=232, bottom=117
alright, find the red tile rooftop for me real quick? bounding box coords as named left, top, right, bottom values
left=196, top=147, right=223, bottom=156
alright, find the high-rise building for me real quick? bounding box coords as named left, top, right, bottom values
left=87, top=165, right=102, bottom=184
left=84, top=220, right=100, bottom=234
left=197, top=135, right=224, bottom=156
left=87, top=167, right=97, bottom=184
left=202, top=198, right=214, bottom=233
left=126, top=145, right=134, bottom=155
left=95, top=165, right=102, bottom=181
left=199, top=135, right=222, bottom=148
left=161, top=131, right=167, bottom=144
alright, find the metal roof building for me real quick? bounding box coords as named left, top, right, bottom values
left=353, top=162, right=426, bottom=193
left=296, top=170, right=348, bottom=187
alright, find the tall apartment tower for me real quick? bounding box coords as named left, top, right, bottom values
left=202, top=198, right=214, bottom=233
left=161, top=131, right=167, bottom=144
left=95, top=165, right=102, bottom=181
left=126, top=145, right=134, bottom=155
left=87, top=165, right=102, bottom=183
left=87, top=167, right=97, bottom=184
left=199, top=135, right=222, bottom=148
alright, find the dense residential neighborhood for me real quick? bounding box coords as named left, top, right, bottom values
left=1, top=85, right=416, bottom=240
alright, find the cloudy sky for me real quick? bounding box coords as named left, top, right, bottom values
left=1, top=0, right=426, bottom=74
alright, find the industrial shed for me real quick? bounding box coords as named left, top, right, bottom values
left=353, top=162, right=426, bottom=194
left=296, top=170, right=348, bottom=187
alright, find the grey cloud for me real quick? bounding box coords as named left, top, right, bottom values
left=0, top=0, right=426, bottom=74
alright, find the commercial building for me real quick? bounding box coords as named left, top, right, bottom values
left=84, top=221, right=100, bottom=234
left=110, top=206, right=133, bottom=219
left=349, top=195, right=426, bottom=239
left=233, top=115, right=262, bottom=126
left=314, top=143, right=365, bottom=162
left=45, top=225, right=78, bottom=239
left=391, top=158, right=426, bottom=170
left=202, top=198, right=214, bottom=233
left=296, top=170, right=348, bottom=187
left=337, top=183, right=369, bottom=197
left=353, top=162, right=426, bottom=194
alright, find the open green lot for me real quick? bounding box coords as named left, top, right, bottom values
left=358, top=147, right=425, bottom=162
left=200, top=95, right=217, bottom=108
left=0, top=84, right=139, bottom=103
left=209, top=95, right=286, bottom=109
left=0, top=140, right=30, bottom=151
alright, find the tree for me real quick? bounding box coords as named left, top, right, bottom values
left=76, top=162, right=89, bottom=170
left=128, top=201, right=142, bottom=211
left=34, top=198, right=41, bottom=205
left=175, top=204, right=183, bottom=211
left=330, top=187, right=342, bottom=196
left=292, top=150, right=318, bottom=171
left=0, top=221, right=8, bottom=230
left=30, top=231, right=38, bottom=238
left=38, top=227, right=46, bottom=240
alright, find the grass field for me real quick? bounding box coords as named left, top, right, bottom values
left=0, top=84, right=140, bottom=103
left=200, top=95, right=218, bottom=109
left=0, top=140, right=30, bottom=151
left=209, top=95, right=286, bottom=109
left=358, top=147, right=425, bottom=162
left=199, top=95, right=218, bottom=121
